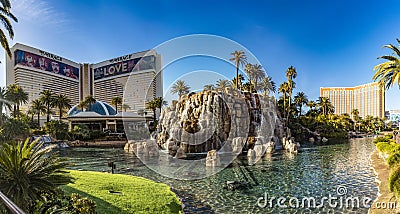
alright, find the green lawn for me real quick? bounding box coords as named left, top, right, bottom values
left=61, top=170, right=182, bottom=214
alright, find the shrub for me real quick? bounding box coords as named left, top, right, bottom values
left=34, top=193, right=97, bottom=214
left=376, top=142, right=400, bottom=155
left=387, top=153, right=400, bottom=168
left=44, top=120, right=70, bottom=140
left=0, top=139, right=73, bottom=211
left=389, top=164, right=400, bottom=198
left=374, top=134, right=394, bottom=144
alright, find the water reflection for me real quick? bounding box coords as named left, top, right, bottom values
left=59, top=138, right=377, bottom=213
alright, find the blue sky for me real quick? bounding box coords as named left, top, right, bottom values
left=1, top=0, right=400, bottom=109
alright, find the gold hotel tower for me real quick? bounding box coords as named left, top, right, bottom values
left=320, top=82, right=385, bottom=119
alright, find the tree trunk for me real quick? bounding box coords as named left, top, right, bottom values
left=59, top=107, right=62, bottom=120
left=299, top=106, right=302, bottom=117
left=115, top=104, right=118, bottom=114
left=47, top=105, right=50, bottom=123
left=235, top=63, right=239, bottom=89
left=37, top=113, right=40, bottom=128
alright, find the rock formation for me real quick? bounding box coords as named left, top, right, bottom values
left=157, top=90, right=282, bottom=157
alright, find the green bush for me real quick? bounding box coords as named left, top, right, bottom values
left=376, top=142, right=400, bottom=155
left=387, top=153, right=400, bottom=168
left=44, top=120, right=70, bottom=140
left=34, top=193, right=97, bottom=214
left=389, top=164, right=400, bottom=198
left=374, top=134, right=394, bottom=144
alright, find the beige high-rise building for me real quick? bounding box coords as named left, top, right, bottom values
left=320, top=82, right=385, bottom=119
left=6, top=43, right=162, bottom=117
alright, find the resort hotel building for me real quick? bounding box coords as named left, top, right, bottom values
left=320, top=82, right=385, bottom=119
left=6, top=43, right=162, bottom=131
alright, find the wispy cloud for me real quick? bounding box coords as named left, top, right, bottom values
left=10, top=0, right=70, bottom=31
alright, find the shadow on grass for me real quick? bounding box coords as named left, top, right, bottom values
left=61, top=185, right=126, bottom=214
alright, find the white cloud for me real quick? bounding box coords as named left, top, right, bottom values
left=10, top=0, right=70, bottom=30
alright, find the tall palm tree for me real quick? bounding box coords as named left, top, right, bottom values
left=83, top=95, right=96, bottom=111
left=230, top=50, right=247, bottom=89
left=285, top=66, right=297, bottom=108
left=0, top=0, right=18, bottom=60
left=373, top=38, right=400, bottom=90
left=318, top=97, right=333, bottom=116
left=252, top=64, right=265, bottom=91
left=111, top=96, right=123, bottom=114
left=40, top=89, right=55, bottom=123
left=351, top=108, right=361, bottom=131
left=54, top=94, right=72, bottom=120
left=293, top=92, right=308, bottom=116
left=244, top=63, right=254, bottom=91
left=0, top=140, right=73, bottom=211
left=306, top=100, right=316, bottom=113
left=31, top=99, right=46, bottom=128
left=278, top=82, right=290, bottom=120
left=171, top=80, right=190, bottom=98
left=146, top=99, right=158, bottom=122
left=6, top=84, right=28, bottom=117
left=259, top=76, right=276, bottom=95
left=0, top=87, right=11, bottom=125
left=203, top=84, right=215, bottom=91
left=231, top=74, right=245, bottom=90
left=216, top=79, right=231, bottom=90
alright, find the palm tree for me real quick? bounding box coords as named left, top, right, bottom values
left=40, top=89, right=55, bottom=123
left=278, top=82, right=290, bottom=120
left=306, top=100, right=316, bottom=114
left=171, top=80, right=190, bottom=98
left=6, top=84, right=28, bottom=117
left=318, top=97, right=333, bottom=116
left=0, top=140, right=73, bottom=211
left=231, top=74, right=245, bottom=90
left=83, top=95, right=96, bottom=111
left=122, top=103, right=131, bottom=112
left=111, top=96, right=123, bottom=114
left=373, top=38, right=400, bottom=90
left=293, top=92, right=308, bottom=116
left=0, top=87, right=11, bottom=125
left=351, top=108, right=361, bottom=131
left=244, top=63, right=254, bottom=91
left=259, top=76, right=276, bottom=95
left=146, top=99, right=158, bottom=122
left=203, top=84, right=215, bottom=91
left=216, top=79, right=231, bottom=90
left=31, top=99, right=46, bottom=128
left=54, top=94, right=72, bottom=120
left=285, top=66, right=297, bottom=108
left=0, top=0, right=18, bottom=60
left=77, top=100, right=87, bottom=112
left=252, top=64, right=265, bottom=91
left=230, top=50, right=247, bottom=89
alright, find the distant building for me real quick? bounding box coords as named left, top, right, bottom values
left=320, top=82, right=385, bottom=119
left=6, top=43, right=162, bottom=117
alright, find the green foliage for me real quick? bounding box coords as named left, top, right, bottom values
left=34, top=193, right=97, bottom=214
left=389, top=164, right=400, bottom=198
left=71, top=124, right=90, bottom=140
left=62, top=170, right=182, bottom=214
left=45, top=120, right=70, bottom=140
left=376, top=142, right=400, bottom=155
left=387, top=153, right=400, bottom=168
left=0, top=140, right=73, bottom=212
left=0, top=117, right=30, bottom=141
left=374, top=134, right=394, bottom=144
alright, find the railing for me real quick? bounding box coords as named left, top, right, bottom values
left=0, top=191, right=25, bottom=214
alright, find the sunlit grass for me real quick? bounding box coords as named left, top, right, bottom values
left=62, top=170, right=181, bottom=214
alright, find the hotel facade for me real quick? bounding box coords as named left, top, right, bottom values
left=6, top=43, right=162, bottom=116
left=320, top=82, right=385, bottom=119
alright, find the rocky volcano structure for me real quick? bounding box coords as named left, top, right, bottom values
left=157, top=88, right=284, bottom=156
